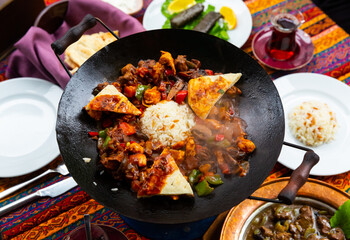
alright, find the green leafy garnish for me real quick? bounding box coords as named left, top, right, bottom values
left=210, top=21, right=229, bottom=41
left=161, top=0, right=230, bottom=41
left=161, top=0, right=176, bottom=19
left=330, top=199, right=350, bottom=238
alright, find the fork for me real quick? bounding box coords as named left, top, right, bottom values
left=0, top=162, right=69, bottom=200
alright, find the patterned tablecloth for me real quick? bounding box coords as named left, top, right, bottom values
left=1, top=0, right=350, bottom=239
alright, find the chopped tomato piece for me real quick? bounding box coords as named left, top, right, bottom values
left=165, top=69, right=174, bottom=76
left=158, top=81, right=167, bottom=92
left=161, top=92, right=167, bottom=100
left=195, top=144, right=202, bottom=151
left=215, top=134, right=225, bottom=141
left=119, top=122, right=136, bottom=136
left=175, top=90, right=188, bottom=104
left=137, top=67, right=149, bottom=78
left=228, top=107, right=234, bottom=115
left=124, top=85, right=137, bottom=98
left=205, top=69, right=213, bottom=75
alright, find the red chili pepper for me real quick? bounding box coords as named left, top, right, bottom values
left=205, top=69, right=213, bottom=75
left=165, top=69, right=174, bottom=76
left=161, top=92, right=167, bottom=100
left=88, top=131, right=99, bottom=137
left=175, top=90, right=188, bottom=104
left=120, top=143, right=126, bottom=148
left=228, top=107, right=234, bottom=115
left=215, top=134, right=225, bottom=141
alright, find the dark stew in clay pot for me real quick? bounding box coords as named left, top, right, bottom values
left=246, top=203, right=346, bottom=240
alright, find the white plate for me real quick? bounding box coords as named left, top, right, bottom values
left=101, top=0, right=143, bottom=15
left=274, top=73, right=350, bottom=176
left=143, top=0, right=252, bottom=48
left=0, top=78, right=63, bottom=177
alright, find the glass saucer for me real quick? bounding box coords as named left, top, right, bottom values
left=252, top=27, right=314, bottom=71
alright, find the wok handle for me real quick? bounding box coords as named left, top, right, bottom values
left=277, top=150, right=319, bottom=204
left=51, top=14, right=97, bottom=55
left=51, top=14, right=119, bottom=77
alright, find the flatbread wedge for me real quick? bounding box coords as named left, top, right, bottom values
left=137, top=148, right=194, bottom=198
left=188, top=73, right=242, bottom=119
left=84, top=85, right=141, bottom=120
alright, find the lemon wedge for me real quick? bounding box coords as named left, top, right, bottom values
left=220, top=6, right=237, bottom=30
left=168, top=0, right=196, bottom=14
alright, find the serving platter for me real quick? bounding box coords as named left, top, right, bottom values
left=143, top=0, right=253, bottom=48
left=55, top=28, right=284, bottom=224
left=0, top=78, right=62, bottom=177
left=274, top=73, right=350, bottom=176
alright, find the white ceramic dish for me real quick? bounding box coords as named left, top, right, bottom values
left=0, top=78, right=63, bottom=177
left=101, top=0, right=143, bottom=15
left=143, top=0, right=253, bottom=48
left=274, top=73, right=350, bottom=176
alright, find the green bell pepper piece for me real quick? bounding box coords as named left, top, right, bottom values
left=135, top=85, right=150, bottom=101
left=205, top=174, right=223, bottom=185
left=188, top=169, right=202, bottom=186
left=99, top=129, right=107, bottom=139
left=195, top=180, right=214, bottom=197
left=103, top=136, right=111, bottom=147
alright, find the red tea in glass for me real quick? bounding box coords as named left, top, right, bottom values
left=65, top=225, right=109, bottom=240
left=266, top=8, right=304, bottom=61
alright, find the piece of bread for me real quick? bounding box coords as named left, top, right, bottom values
left=84, top=85, right=141, bottom=120
left=64, top=30, right=119, bottom=70
left=137, top=148, right=194, bottom=198
left=188, top=73, right=242, bottom=119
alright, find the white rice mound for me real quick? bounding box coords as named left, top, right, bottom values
left=288, top=101, right=338, bottom=147
left=139, top=101, right=195, bottom=146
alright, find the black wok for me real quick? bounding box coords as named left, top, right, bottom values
left=53, top=15, right=317, bottom=225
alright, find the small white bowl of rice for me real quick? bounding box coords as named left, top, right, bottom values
left=139, top=101, right=195, bottom=147
left=288, top=100, right=338, bottom=147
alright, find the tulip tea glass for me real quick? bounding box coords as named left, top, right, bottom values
left=266, top=8, right=305, bottom=61
left=65, top=224, right=128, bottom=240
left=65, top=224, right=109, bottom=240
